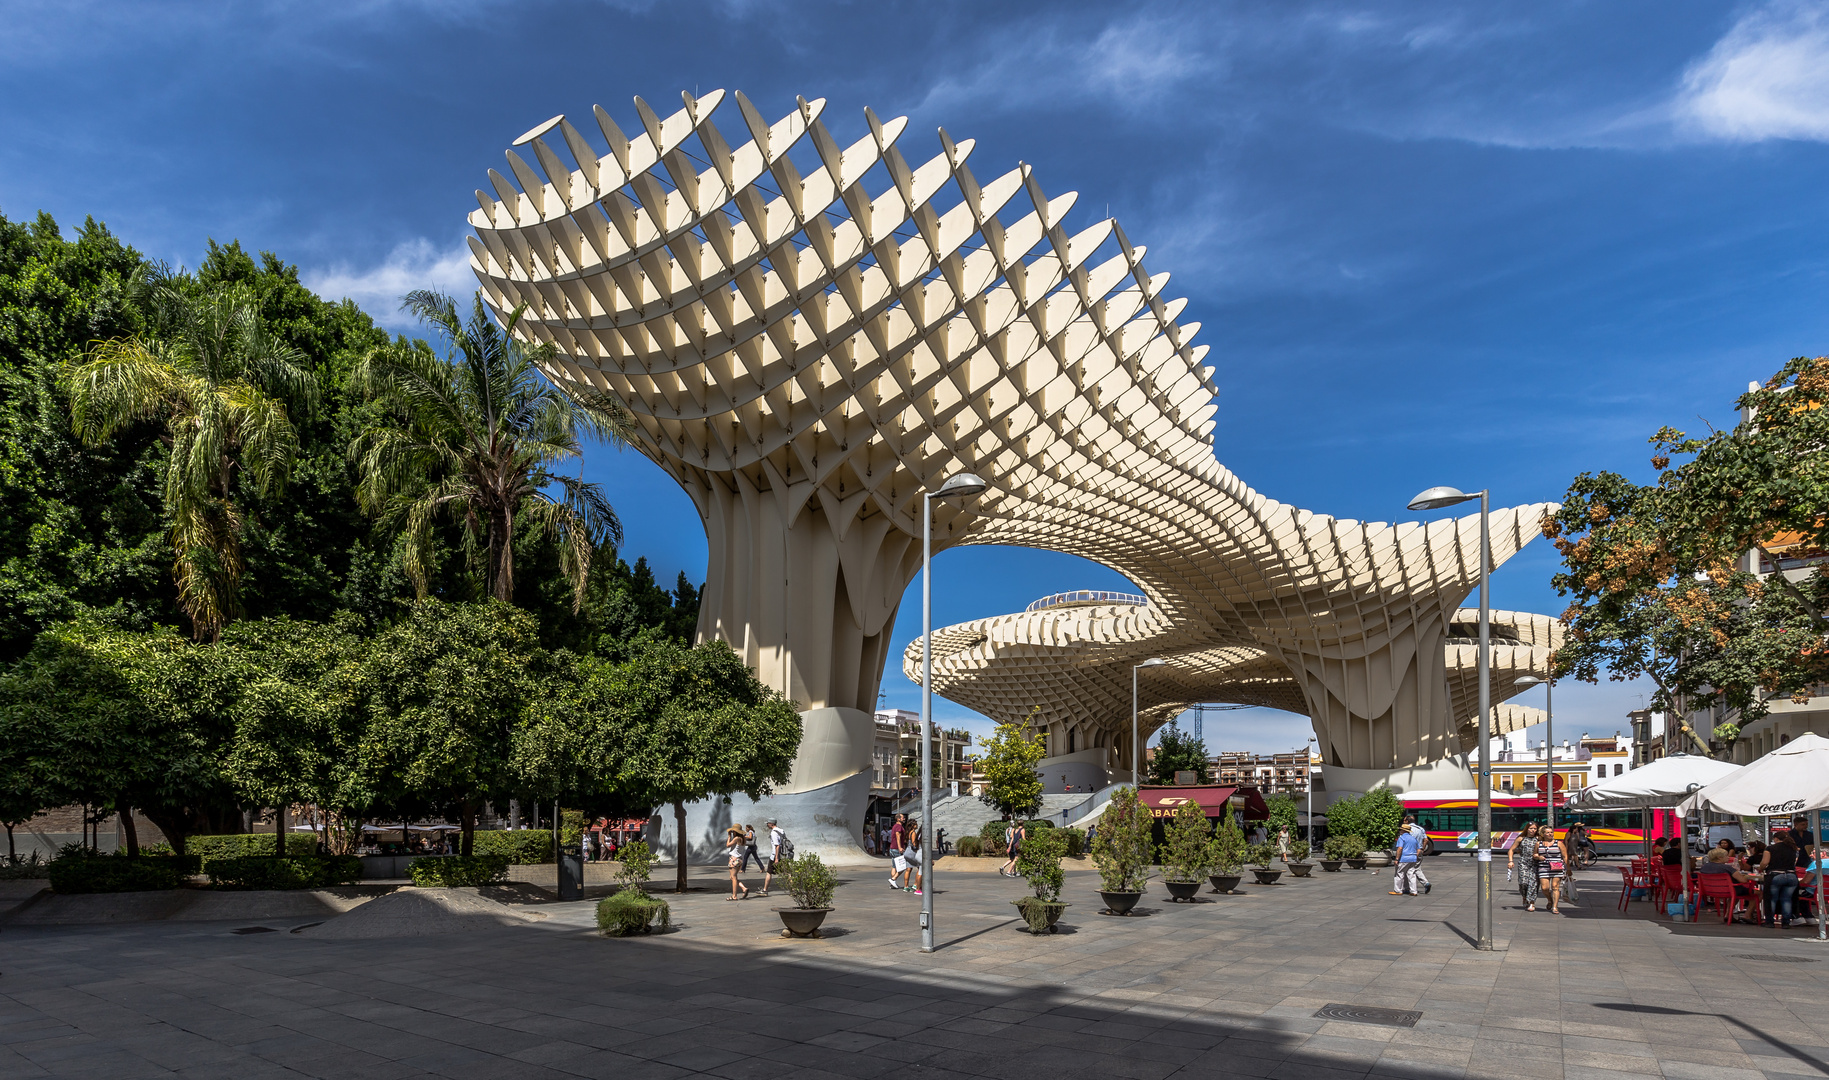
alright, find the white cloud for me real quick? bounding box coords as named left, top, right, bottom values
left=303, top=237, right=476, bottom=327
left=1677, top=0, right=1829, bottom=141
left=912, top=13, right=1202, bottom=119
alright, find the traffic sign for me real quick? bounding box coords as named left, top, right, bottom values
left=1535, top=773, right=1565, bottom=792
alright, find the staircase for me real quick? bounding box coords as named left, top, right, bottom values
left=911, top=793, right=1098, bottom=851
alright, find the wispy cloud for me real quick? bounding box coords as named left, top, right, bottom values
left=303, top=237, right=476, bottom=328
left=1676, top=0, right=1829, bottom=142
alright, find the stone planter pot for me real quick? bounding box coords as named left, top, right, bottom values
left=1285, top=862, right=1313, bottom=878
left=1361, top=852, right=1393, bottom=868
left=1250, top=867, right=1284, bottom=885
left=1319, top=859, right=1343, bottom=872
left=1099, top=890, right=1143, bottom=915
left=775, top=907, right=832, bottom=938
left=1208, top=873, right=1243, bottom=894
left=1013, top=898, right=1069, bottom=933
left=1163, top=879, right=1202, bottom=902
left=1344, top=857, right=1367, bottom=870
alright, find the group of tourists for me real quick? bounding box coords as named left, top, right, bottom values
left=723, top=818, right=790, bottom=901
left=866, top=812, right=926, bottom=895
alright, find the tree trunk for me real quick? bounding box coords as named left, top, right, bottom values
left=460, top=801, right=476, bottom=857
left=6, top=823, right=14, bottom=861
left=274, top=805, right=285, bottom=857
left=508, top=799, right=520, bottom=829
left=491, top=506, right=515, bottom=604
left=120, top=804, right=140, bottom=857
left=142, top=808, right=188, bottom=857
left=674, top=799, right=689, bottom=893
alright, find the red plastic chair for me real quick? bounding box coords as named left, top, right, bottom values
left=1659, top=864, right=1696, bottom=920
left=1695, top=872, right=1750, bottom=924
left=1619, top=860, right=1656, bottom=911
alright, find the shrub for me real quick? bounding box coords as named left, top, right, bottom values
left=205, top=855, right=362, bottom=890
left=1358, top=788, right=1405, bottom=850
left=979, top=819, right=1010, bottom=845
left=1207, top=816, right=1246, bottom=873
left=189, top=833, right=319, bottom=860
left=0, top=852, right=50, bottom=880
left=1264, top=793, right=1299, bottom=835
left=408, top=855, right=510, bottom=887
left=1157, top=801, right=1213, bottom=883
left=1090, top=787, right=1151, bottom=893
left=1325, top=834, right=1366, bottom=860
left=1016, top=827, right=1066, bottom=902
left=780, top=853, right=836, bottom=909
left=49, top=852, right=199, bottom=893
left=613, top=840, right=653, bottom=890
left=596, top=889, right=671, bottom=936
left=1286, top=839, right=1311, bottom=864
left=1324, top=795, right=1365, bottom=847
left=471, top=829, right=553, bottom=864
left=1245, top=843, right=1275, bottom=868
left=956, top=836, right=984, bottom=857
left=1022, top=818, right=1056, bottom=830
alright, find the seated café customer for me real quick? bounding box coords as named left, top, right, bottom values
left=1699, top=848, right=1756, bottom=903
left=1662, top=838, right=1684, bottom=866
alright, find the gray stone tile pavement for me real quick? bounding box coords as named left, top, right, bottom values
left=2, top=857, right=1827, bottom=1079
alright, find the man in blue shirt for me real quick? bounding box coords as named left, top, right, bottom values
left=1392, top=816, right=1424, bottom=896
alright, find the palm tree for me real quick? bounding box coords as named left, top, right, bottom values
left=350, top=291, right=631, bottom=609
left=65, top=282, right=317, bottom=640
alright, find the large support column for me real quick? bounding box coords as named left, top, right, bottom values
left=1272, top=611, right=1459, bottom=772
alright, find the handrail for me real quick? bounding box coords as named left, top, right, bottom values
left=1025, top=590, right=1148, bottom=613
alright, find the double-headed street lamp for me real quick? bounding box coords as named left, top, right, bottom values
left=920, top=471, right=987, bottom=954
left=1133, top=658, right=1169, bottom=787
left=1407, top=484, right=1494, bottom=952
left=1515, top=676, right=1555, bottom=841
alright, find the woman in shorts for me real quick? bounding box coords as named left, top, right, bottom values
left=725, top=826, right=750, bottom=900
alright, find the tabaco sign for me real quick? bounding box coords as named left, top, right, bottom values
left=1137, top=785, right=1270, bottom=820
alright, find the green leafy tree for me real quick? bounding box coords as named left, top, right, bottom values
left=1547, top=355, right=1829, bottom=741
left=64, top=280, right=318, bottom=640
left=1358, top=787, right=1404, bottom=850
left=1264, top=792, right=1299, bottom=836
left=351, top=291, right=632, bottom=610
left=1146, top=719, right=1210, bottom=784
left=1324, top=792, right=1364, bottom=844
left=977, top=708, right=1045, bottom=819
left=1157, top=799, right=1212, bottom=882
left=1206, top=813, right=1246, bottom=874
left=1090, top=786, right=1152, bottom=893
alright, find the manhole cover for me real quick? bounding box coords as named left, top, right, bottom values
left=1314, top=1003, right=1421, bottom=1027
left=230, top=926, right=279, bottom=935
left=1731, top=954, right=1818, bottom=964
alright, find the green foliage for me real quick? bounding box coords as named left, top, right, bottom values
left=560, top=808, right=586, bottom=850
left=1060, top=829, right=1085, bottom=857
left=1013, top=896, right=1064, bottom=934
left=1146, top=720, right=1210, bottom=784
left=1286, top=839, right=1311, bottom=864
left=1324, top=834, right=1365, bottom=860
left=780, top=852, right=836, bottom=909
left=1206, top=814, right=1247, bottom=873
left=612, top=839, right=653, bottom=889
left=470, top=829, right=554, bottom=864
left=596, top=889, right=670, bottom=936
left=1264, top=793, right=1299, bottom=835
left=1547, top=355, right=1829, bottom=735
left=1017, top=826, right=1067, bottom=901
left=48, top=851, right=196, bottom=893
left=1358, top=787, right=1404, bottom=849
left=956, top=835, right=984, bottom=857
left=407, top=854, right=509, bottom=887
left=1245, top=842, right=1275, bottom=868
left=1089, top=787, right=1151, bottom=893
left=979, top=819, right=1011, bottom=845
left=1157, top=800, right=1213, bottom=882
left=1324, top=794, right=1366, bottom=845
left=188, top=833, right=319, bottom=860
left=976, top=709, right=1045, bottom=819
left=205, top=854, right=361, bottom=890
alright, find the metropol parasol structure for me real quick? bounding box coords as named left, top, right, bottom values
left=464, top=89, right=1559, bottom=858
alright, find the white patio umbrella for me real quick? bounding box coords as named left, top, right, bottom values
left=1677, top=732, right=1829, bottom=941
left=1567, top=753, right=1743, bottom=919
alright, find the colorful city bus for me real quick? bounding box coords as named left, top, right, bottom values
left=1398, top=791, right=1677, bottom=855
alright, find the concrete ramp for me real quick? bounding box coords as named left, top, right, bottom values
left=4, top=886, right=384, bottom=926
left=300, top=887, right=548, bottom=939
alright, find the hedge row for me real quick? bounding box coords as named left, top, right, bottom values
left=409, top=855, right=510, bottom=887
left=470, top=830, right=554, bottom=864
left=188, top=833, right=320, bottom=859
left=204, top=855, right=362, bottom=890
left=49, top=853, right=200, bottom=894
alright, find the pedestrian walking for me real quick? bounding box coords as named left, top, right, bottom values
left=905, top=818, right=925, bottom=895
left=762, top=818, right=785, bottom=897
left=1535, top=822, right=1566, bottom=914
left=739, top=823, right=762, bottom=872
left=1397, top=816, right=1432, bottom=895
left=1275, top=825, right=1290, bottom=861
left=998, top=819, right=1025, bottom=877
left=724, top=826, right=750, bottom=900
left=888, top=814, right=909, bottom=889
left=1509, top=822, right=1541, bottom=910
left=1391, top=817, right=1423, bottom=896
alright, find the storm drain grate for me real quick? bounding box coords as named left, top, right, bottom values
left=230, top=926, right=279, bottom=935
left=1314, top=1003, right=1421, bottom=1027
left=1731, top=954, right=1818, bottom=963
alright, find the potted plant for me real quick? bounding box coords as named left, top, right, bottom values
left=1206, top=815, right=1246, bottom=894
left=595, top=841, right=669, bottom=936
left=1246, top=843, right=1283, bottom=885
left=1090, top=786, right=1151, bottom=914
left=1283, top=838, right=1314, bottom=877
left=1319, top=834, right=1351, bottom=872
left=1157, top=800, right=1212, bottom=902
left=1336, top=834, right=1368, bottom=869
left=1011, top=828, right=1070, bottom=933
left=774, top=852, right=836, bottom=937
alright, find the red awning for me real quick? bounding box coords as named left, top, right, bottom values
left=1138, top=785, right=1271, bottom=821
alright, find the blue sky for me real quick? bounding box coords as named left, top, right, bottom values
left=7, top=0, right=1829, bottom=754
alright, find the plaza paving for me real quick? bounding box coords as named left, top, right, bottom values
left=2, top=856, right=1827, bottom=1080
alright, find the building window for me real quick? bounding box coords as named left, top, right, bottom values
left=1501, top=775, right=1513, bottom=792
left=1614, top=764, right=1623, bottom=776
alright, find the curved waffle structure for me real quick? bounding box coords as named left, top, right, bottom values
left=465, top=90, right=1558, bottom=773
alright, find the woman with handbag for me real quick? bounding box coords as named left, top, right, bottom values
left=724, top=826, right=750, bottom=900
left=1537, top=825, right=1567, bottom=914
left=1508, top=822, right=1541, bottom=912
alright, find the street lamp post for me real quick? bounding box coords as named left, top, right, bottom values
left=1408, top=485, right=1493, bottom=952
left=1515, top=676, right=1555, bottom=842
left=920, top=472, right=987, bottom=954
left=1133, top=658, right=1168, bottom=787
left=1305, top=735, right=1316, bottom=844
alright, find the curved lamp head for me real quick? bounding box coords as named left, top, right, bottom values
left=1514, top=676, right=1545, bottom=688
left=1136, top=657, right=1169, bottom=670
left=1407, top=485, right=1477, bottom=511
left=932, top=472, right=988, bottom=500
